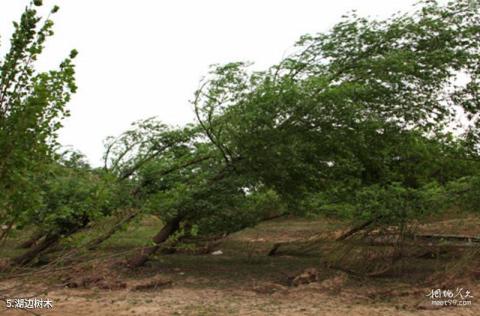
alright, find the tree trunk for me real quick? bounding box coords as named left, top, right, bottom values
left=413, top=233, right=480, bottom=243
left=17, top=231, right=45, bottom=249
left=11, top=233, right=60, bottom=266
left=87, top=211, right=139, bottom=250
left=11, top=222, right=87, bottom=267
left=0, top=221, right=14, bottom=245
left=127, top=216, right=182, bottom=268
left=336, top=218, right=376, bottom=241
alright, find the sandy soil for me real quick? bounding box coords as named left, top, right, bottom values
left=1, top=274, right=478, bottom=316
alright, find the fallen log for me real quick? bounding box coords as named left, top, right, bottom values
left=11, top=234, right=61, bottom=266
left=267, top=238, right=326, bottom=257
left=17, top=231, right=45, bottom=249
left=267, top=233, right=480, bottom=257
left=413, top=233, right=480, bottom=243
left=336, top=219, right=376, bottom=241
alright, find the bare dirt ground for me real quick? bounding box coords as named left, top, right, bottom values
left=1, top=212, right=479, bottom=316
left=3, top=283, right=479, bottom=316
left=2, top=274, right=479, bottom=316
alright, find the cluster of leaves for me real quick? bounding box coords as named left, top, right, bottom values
left=446, top=175, right=480, bottom=212
left=23, top=151, right=118, bottom=236
left=353, top=182, right=446, bottom=224
left=191, top=1, right=479, bottom=210
left=126, top=120, right=283, bottom=236
left=0, top=1, right=77, bottom=228
left=187, top=0, right=480, bottom=229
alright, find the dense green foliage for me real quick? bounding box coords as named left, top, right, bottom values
left=0, top=0, right=479, bottom=267
left=193, top=0, right=479, bottom=202
left=25, top=151, right=117, bottom=236
left=0, top=1, right=77, bottom=232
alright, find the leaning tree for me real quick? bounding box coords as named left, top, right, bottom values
left=192, top=0, right=480, bottom=207
left=0, top=1, right=77, bottom=243
left=121, top=0, right=480, bottom=268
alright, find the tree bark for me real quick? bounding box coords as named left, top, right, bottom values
left=87, top=211, right=140, bottom=250
left=11, top=222, right=87, bottom=267
left=0, top=220, right=14, bottom=245
left=127, top=216, right=182, bottom=268
left=413, top=233, right=480, bottom=243
left=268, top=243, right=282, bottom=256
left=11, top=233, right=61, bottom=266
left=336, top=218, right=376, bottom=241
left=17, top=231, right=45, bottom=249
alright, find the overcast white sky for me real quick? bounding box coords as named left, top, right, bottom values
left=0, top=0, right=419, bottom=166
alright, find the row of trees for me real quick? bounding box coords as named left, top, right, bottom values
left=1, top=0, right=479, bottom=269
